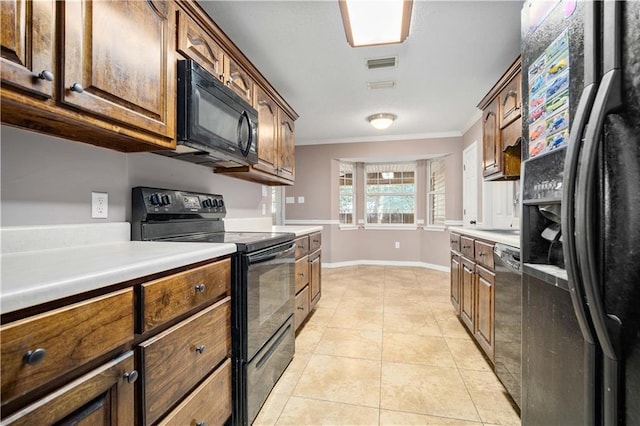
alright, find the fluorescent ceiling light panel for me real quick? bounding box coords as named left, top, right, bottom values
left=339, top=0, right=412, bottom=47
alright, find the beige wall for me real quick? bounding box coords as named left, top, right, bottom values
left=285, top=136, right=463, bottom=269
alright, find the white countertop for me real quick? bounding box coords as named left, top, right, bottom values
left=271, top=225, right=323, bottom=237
left=448, top=226, right=521, bottom=249
left=1, top=224, right=236, bottom=314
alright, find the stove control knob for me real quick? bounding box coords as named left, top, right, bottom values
left=161, top=195, right=171, bottom=206
left=202, top=199, right=212, bottom=208
left=211, top=199, right=219, bottom=208
left=217, top=199, right=224, bottom=208
left=149, top=193, right=161, bottom=206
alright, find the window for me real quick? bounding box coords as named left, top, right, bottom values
left=427, top=158, right=446, bottom=226
left=365, top=163, right=415, bottom=225
left=339, top=162, right=355, bottom=225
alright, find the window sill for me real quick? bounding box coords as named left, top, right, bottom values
left=363, top=224, right=418, bottom=231
left=422, top=225, right=446, bottom=232
left=338, top=224, right=359, bottom=231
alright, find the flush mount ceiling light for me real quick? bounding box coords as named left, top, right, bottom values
left=367, top=113, right=396, bottom=130
left=339, top=0, right=413, bottom=47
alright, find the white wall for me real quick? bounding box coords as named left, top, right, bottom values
left=1, top=125, right=268, bottom=226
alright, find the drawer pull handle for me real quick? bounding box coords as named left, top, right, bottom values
left=297, top=306, right=305, bottom=311
left=70, top=82, right=84, bottom=93
left=195, top=345, right=206, bottom=354
left=298, top=273, right=305, bottom=277
left=38, top=70, right=54, bottom=81
left=195, top=422, right=206, bottom=426
left=297, top=245, right=304, bottom=249
left=479, top=253, right=485, bottom=257
left=195, top=284, right=206, bottom=293
left=462, top=245, right=470, bottom=249
left=123, top=370, right=139, bottom=384
left=23, top=348, right=46, bottom=366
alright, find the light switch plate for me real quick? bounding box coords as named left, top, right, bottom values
left=298, top=196, right=305, bottom=204
left=286, top=197, right=295, bottom=204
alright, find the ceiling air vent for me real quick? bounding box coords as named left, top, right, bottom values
left=366, top=56, right=398, bottom=70
left=367, top=80, right=396, bottom=90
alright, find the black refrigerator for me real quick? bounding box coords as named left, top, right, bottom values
left=520, top=0, right=640, bottom=425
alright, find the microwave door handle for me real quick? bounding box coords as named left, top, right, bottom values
left=237, top=110, right=252, bottom=157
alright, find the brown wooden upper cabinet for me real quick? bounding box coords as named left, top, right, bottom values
left=278, top=109, right=296, bottom=182
left=1, top=0, right=176, bottom=152
left=254, top=85, right=279, bottom=176
left=478, top=56, right=522, bottom=181
left=61, top=0, right=175, bottom=140
left=1, top=0, right=56, bottom=98
left=176, top=9, right=254, bottom=104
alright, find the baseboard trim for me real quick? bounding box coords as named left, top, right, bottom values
left=323, top=260, right=450, bottom=273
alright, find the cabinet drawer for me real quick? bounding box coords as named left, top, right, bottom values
left=141, top=258, right=230, bottom=332
left=139, top=297, right=231, bottom=425
left=294, top=236, right=309, bottom=259
left=475, top=240, right=495, bottom=270
left=294, top=286, right=310, bottom=331
left=309, top=232, right=322, bottom=253
left=450, top=233, right=461, bottom=252
left=460, top=236, right=475, bottom=259
left=1, top=351, right=136, bottom=426
left=295, top=255, right=309, bottom=293
left=158, top=358, right=232, bottom=426
left=1, top=289, right=134, bottom=405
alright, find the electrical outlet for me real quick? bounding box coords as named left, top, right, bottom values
left=395, top=241, right=400, bottom=249
left=92, top=192, right=108, bottom=219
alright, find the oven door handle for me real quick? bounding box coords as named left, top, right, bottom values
left=247, top=242, right=296, bottom=265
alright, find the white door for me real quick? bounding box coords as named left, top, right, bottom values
left=463, top=142, right=478, bottom=226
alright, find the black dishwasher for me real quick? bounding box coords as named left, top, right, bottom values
left=493, top=243, right=522, bottom=410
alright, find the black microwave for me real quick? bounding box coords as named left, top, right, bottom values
left=159, top=59, right=258, bottom=168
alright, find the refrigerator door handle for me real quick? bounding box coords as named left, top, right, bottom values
left=560, top=82, right=598, bottom=345
left=575, top=58, right=624, bottom=426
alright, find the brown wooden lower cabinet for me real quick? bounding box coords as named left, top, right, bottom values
left=450, top=252, right=461, bottom=315
left=475, top=264, right=495, bottom=360
left=1, top=352, right=136, bottom=425
left=460, top=256, right=476, bottom=332
left=0, top=257, right=233, bottom=425
left=293, top=232, right=322, bottom=332
left=158, top=358, right=232, bottom=426
left=450, top=232, right=496, bottom=363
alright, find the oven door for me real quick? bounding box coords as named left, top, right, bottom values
left=245, top=241, right=295, bottom=361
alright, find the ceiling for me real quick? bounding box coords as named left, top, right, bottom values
left=198, top=1, right=523, bottom=146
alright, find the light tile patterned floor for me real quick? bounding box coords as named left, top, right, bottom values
left=254, top=266, right=521, bottom=426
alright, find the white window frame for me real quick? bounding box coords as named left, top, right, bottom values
left=427, top=158, right=446, bottom=229
left=364, top=162, right=416, bottom=228
left=339, top=162, right=356, bottom=227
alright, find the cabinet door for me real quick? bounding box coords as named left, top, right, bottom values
left=253, top=85, right=279, bottom=175
left=460, top=257, right=475, bottom=332
left=450, top=252, right=461, bottom=315
left=176, top=9, right=225, bottom=81
left=482, top=98, right=501, bottom=177
left=61, top=0, right=174, bottom=140
left=1, top=352, right=136, bottom=426
left=0, top=0, right=55, bottom=98
left=475, top=265, right=495, bottom=361
left=295, top=255, right=309, bottom=293
left=309, top=250, right=321, bottom=309
left=278, top=110, right=295, bottom=181
left=224, top=55, right=253, bottom=104
left=499, top=73, right=521, bottom=128
left=294, top=286, right=310, bottom=331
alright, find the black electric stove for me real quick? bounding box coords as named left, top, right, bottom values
left=131, top=187, right=296, bottom=426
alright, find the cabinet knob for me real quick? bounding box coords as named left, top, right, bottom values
left=123, top=370, right=139, bottom=384
left=70, top=83, right=84, bottom=93
left=195, top=345, right=206, bottom=354
left=219, top=73, right=225, bottom=81
left=23, top=348, right=46, bottom=366
left=298, top=273, right=305, bottom=278
left=195, top=283, right=206, bottom=293
left=195, top=422, right=206, bottom=426
left=37, top=70, right=54, bottom=81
